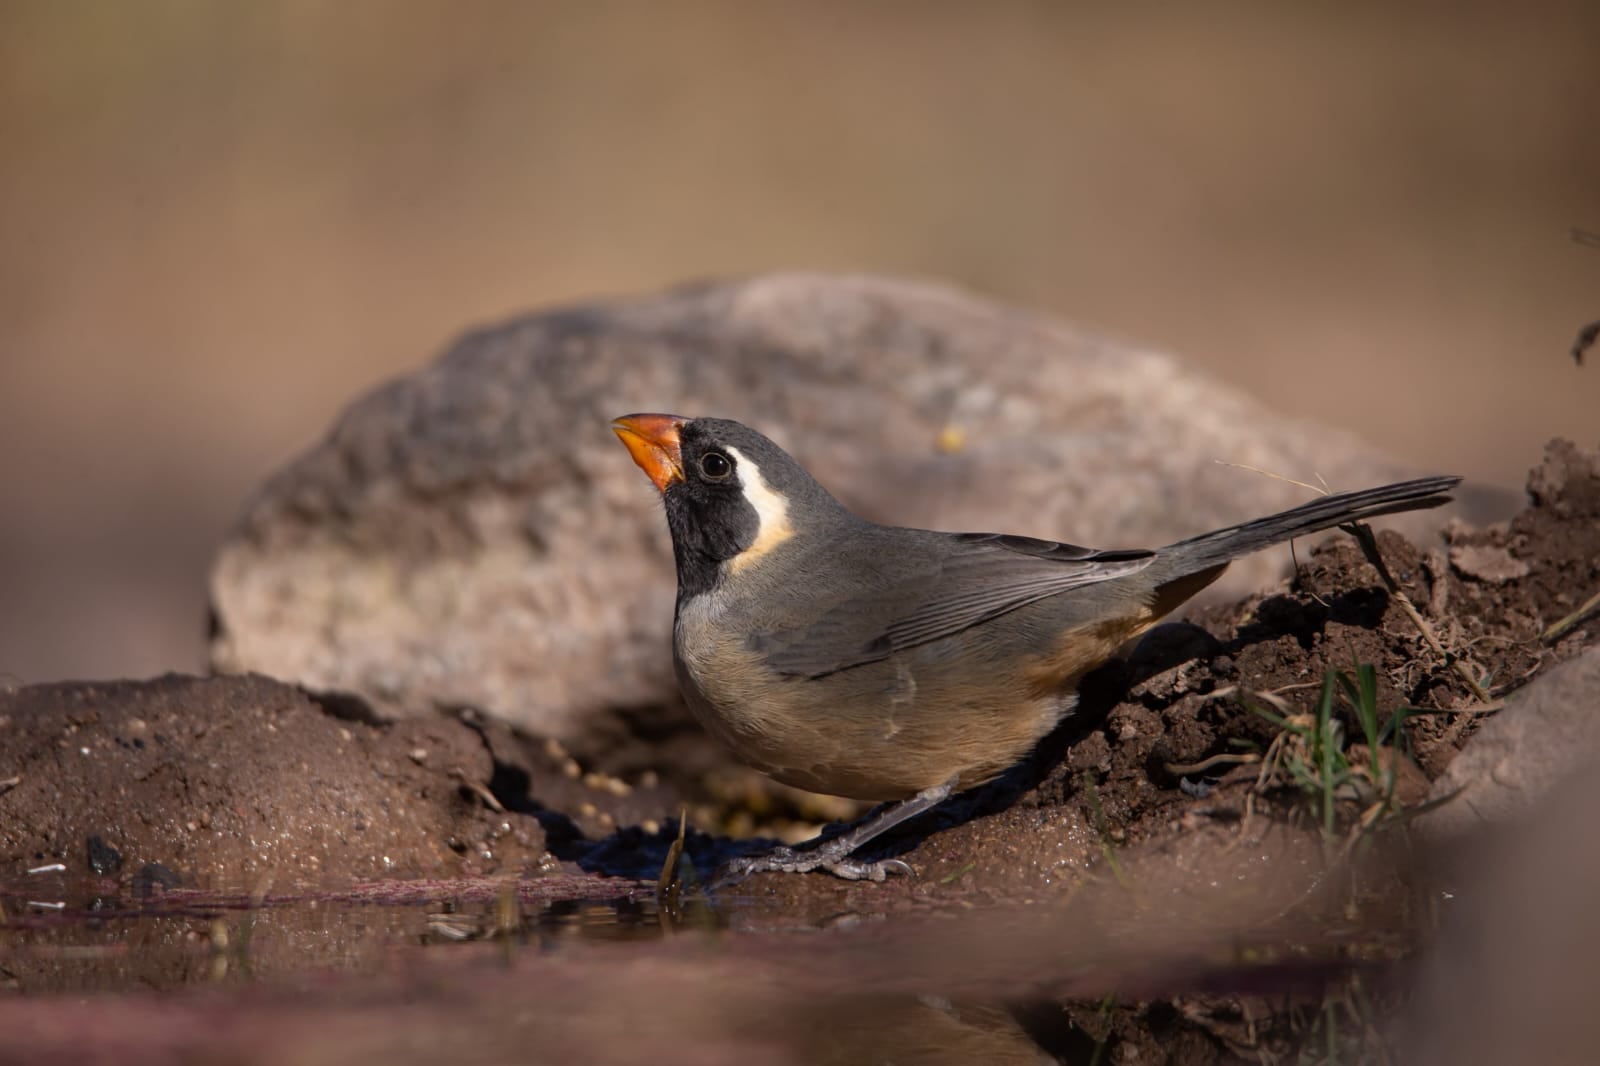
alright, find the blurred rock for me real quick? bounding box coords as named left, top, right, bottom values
left=1402, top=767, right=1600, bottom=1064
left=208, top=273, right=1505, bottom=749
left=1414, top=646, right=1600, bottom=844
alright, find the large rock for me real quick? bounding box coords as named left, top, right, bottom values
left=208, top=273, right=1502, bottom=747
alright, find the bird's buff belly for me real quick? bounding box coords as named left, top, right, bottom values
left=673, top=640, right=1068, bottom=802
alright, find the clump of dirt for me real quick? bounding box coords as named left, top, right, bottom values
left=0, top=675, right=558, bottom=887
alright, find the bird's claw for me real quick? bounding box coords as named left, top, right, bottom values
left=819, top=856, right=916, bottom=882
left=715, top=846, right=915, bottom=884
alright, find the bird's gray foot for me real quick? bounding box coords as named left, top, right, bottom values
left=718, top=841, right=915, bottom=883
left=713, top=778, right=955, bottom=884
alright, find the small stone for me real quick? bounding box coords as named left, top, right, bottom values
left=86, top=835, right=123, bottom=877
left=131, top=862, right=180, bottom=898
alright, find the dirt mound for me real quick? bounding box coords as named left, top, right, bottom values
left=0, top=675, right=551, bottom=886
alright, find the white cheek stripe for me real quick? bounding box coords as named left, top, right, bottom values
left=724, top=445, right=794, bottom=569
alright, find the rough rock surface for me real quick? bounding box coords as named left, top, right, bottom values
left=1416, top=646, right=1600, bottom=842
left=208, top=273, right=1508, bottom=748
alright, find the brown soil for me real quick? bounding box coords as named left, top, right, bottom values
left=1, top=439, right=1596, bottom=1063
left=0, top=675, right=550, bottom=886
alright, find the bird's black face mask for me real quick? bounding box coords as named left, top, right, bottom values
left=662, top=431, right=761, bottom=599
left=614, top=413, right=844, bottom=603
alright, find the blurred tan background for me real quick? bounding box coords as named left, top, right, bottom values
left=2, top=1, right=1597, bottom=685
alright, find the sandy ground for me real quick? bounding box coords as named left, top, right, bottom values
left=2, top=2, right=1598, bottom=683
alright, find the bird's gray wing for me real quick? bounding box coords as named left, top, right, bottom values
left=750, top=533, right=1155, bottom=679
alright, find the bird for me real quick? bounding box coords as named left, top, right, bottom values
left=612, top=413, right=1460, bottom=881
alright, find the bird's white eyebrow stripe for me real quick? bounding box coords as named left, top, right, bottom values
left=724, top=445, right=793, bottom=569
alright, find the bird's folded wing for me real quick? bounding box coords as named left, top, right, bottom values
left=751, top=534, right=1155, bottom=679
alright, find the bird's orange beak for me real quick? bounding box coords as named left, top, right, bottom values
left=612, top=413, right=689, bottom=492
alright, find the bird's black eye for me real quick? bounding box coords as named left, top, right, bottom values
left=698, top=451, right=733, bottom=480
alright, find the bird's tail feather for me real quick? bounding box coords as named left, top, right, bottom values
left=1156, top=475, right=1461, bottom=580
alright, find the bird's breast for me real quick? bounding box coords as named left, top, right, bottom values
left=671, top=596, right=1071, bottom=801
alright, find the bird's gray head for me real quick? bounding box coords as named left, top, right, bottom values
left=612, top=414, right=848, bottom=598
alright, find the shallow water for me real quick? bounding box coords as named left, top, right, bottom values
left=0, top=870, right=677, bottom=994
left=0, top=854, right=1417, bottom=1066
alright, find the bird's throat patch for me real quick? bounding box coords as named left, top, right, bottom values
left=724, top=445, right=794, bottom=572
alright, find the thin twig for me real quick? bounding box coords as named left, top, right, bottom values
left=1347, top=522, right=1494, bottom=704
left=1574, top=321, right=1598, bottom=367
left=449, top=768, right=506, bottom=813
left=1165, top=751, right=1262, bottom=777
left=1404, top=700, right=1505, bottom=715
left=1212, top=460, right=1329, bottom=496
left=1542, top=586, right=1600, bottom=643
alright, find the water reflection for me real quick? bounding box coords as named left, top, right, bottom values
left=0, top=873, right=673, bottom=995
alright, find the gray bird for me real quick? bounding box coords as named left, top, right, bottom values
left=613, top=413, right=1459, bottom=880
